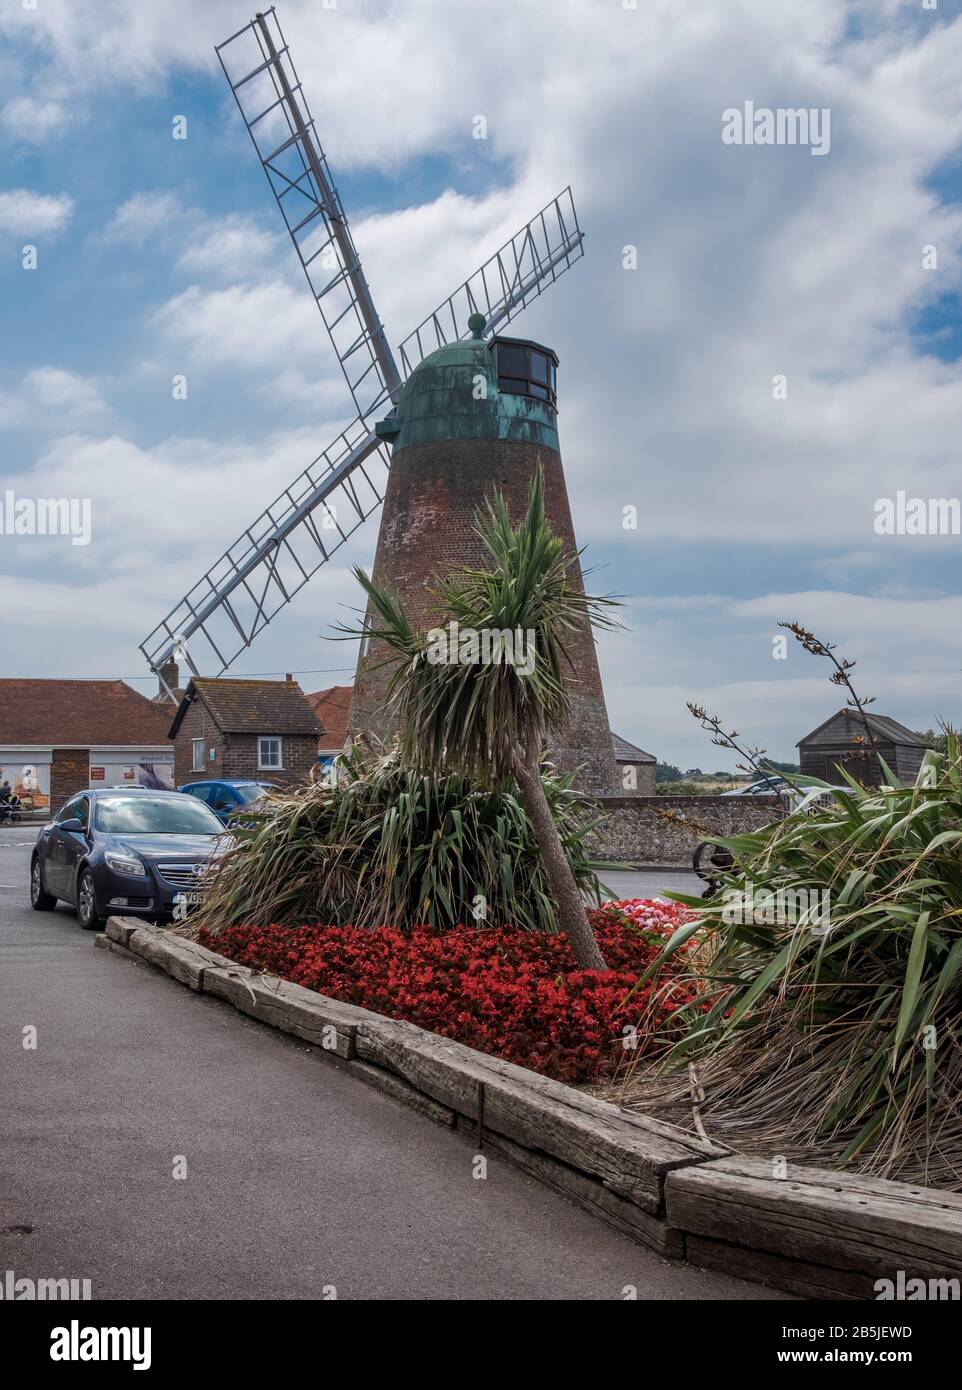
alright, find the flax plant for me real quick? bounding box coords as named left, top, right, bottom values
left=194, top=743, right=611, bottom=938
left=629, top=736, right=962, bottom=1186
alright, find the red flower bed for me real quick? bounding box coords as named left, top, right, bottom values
left=199, top=898, right=697, bottom=1083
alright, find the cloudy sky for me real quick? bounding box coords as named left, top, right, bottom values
left=1, top=0, right=960, bottom=769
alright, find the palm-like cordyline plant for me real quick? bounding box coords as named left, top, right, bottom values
left=346, top=468, right=618, bottom=970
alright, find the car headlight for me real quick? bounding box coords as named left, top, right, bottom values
left=104, top=850, right=148, bottom=877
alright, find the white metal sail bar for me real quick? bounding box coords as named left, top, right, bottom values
left=139, top=421, right=387, bottom=676
left=397, top=188, right=584, bottom=375
left=216, top=8, right=401, bottom=422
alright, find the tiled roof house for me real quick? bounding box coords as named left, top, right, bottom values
left=0, top=679, right=175, bottom=813
left=168, top=677, right=321, bottom=788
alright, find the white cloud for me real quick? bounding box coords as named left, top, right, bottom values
left=102, top=191, right=184, bottom=245
left=24, top=368, right=109, bottom=417
left=102, top=193, right=282, bottom=289
left=0, top=95, right=70, bottom=143
left=174, top=214, right=277, bottom=279
left=0, top=423, right=371, bottom=682
left=150, top=279, right=326, bottom=374
left=598, top=587, right=962, bottom=767
left=0, top=188, right=73, bottom=235
left=0, top=368, right=108, bottom=427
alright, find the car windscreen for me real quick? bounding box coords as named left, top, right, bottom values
left=234, top=784, right=270, bottom=805
left=94, top=796, right=224, bottom=835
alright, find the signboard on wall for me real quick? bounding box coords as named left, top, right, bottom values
left=92, top=760, right=175, bottom=790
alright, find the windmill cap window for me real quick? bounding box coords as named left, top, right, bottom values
left=491, top=337, right=559, bottom=408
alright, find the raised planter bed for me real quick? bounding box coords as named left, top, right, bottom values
left=97, top=917, right=962, bottom=1299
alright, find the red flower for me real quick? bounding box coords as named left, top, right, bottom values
left=198, top=899, right=697, bottom=1084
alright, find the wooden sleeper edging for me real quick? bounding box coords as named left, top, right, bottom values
left=202, top=964, right=365, bottom=1060
left=666, top=1156, right=962, bottom=1296
left=100, top=917, right=962, bottom=1299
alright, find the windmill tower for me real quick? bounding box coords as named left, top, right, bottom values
left=350, top=316, right=617, bottom=794
left=139, top=7, right=617, bottom=794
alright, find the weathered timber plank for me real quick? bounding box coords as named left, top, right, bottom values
left=443, top=1047, right=730, bottom=1158
left=201, top=966, right=361, bottom=1058
left=240, top=975, right=362, bottom=1059
left=104, top=915, right=142, bottom=947
left=349, top=1059, right=456, bottom=1128
left=481, top=1071, right=704, bottom=1214
left=484, top=1129, right=685, bottom=1258
left=686, top=1234, right=865, bottom=1301
left=356, top=1015, right=722, bottom=1151
left=127, top=930, right=214, bottom=991
left=94, top=934, right=148, bottom=967
left=355, top=1019, right=488, bottom=1120
left=667, top=1157, right=962, bottom=1281
left=356, top=1017, right=718, bottom=1214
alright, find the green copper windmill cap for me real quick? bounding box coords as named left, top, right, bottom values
left=375, top=320, right=560, bottom=453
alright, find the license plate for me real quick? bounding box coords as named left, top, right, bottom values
left=175, top=890, right=204, bottom=907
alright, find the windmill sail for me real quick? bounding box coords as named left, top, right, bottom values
left=141, top=9, right=587, bottom=679
left=139, top=420, right=388, bottom=678
left=216, top=8, right=401, bottom=421
left=397, top=187, right=584, bottom=375
left=140, top=195, right=585, bottom=677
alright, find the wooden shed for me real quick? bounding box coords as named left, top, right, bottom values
left=797, top=709, right=931, bottom=787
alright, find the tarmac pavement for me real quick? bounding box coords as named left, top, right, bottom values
left=0, top=825, right=777, bottom=1300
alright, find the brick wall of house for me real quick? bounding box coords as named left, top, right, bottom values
left=172, top=698, right=225, bottom=787
left=216, top=733, right=317, bottom=788
left=50, top=749, right=90, bottom=813
left=348, top=436, right=619, bottom=797
left=173, top=698, right=316, bottom=789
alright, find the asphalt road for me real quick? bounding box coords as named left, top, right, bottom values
left=0, top=825, right=776, bottom=1300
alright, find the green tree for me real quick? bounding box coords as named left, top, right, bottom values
left=347, top=469, right=618, bottom=971
left=656, top=761, right=683, bottom=783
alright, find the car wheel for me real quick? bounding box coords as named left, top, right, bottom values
left=30, top=855, right=57, bottom=911
left=76, top=870, right=102, bottom=931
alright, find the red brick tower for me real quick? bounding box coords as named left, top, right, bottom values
left=348, top=317, right=618, bottom=797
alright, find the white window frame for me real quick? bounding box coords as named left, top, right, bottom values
left=258, top=736, right=283, bottom=771
left=191, top=738, right=205, bottom=772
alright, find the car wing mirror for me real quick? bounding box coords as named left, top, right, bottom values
left=60, top=817, right=84, bottom=832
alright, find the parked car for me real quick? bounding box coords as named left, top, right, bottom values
left=30, top=787, right=226, bottom=930
left=722, top=776, right=850, bottom=809
left=721, top=777, right=787, bottom=797
left=177, top=779, right=277, bottom=825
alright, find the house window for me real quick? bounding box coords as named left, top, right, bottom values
left=258, top=736, right=283, bottom=770
left=191, top=739, right=205, bottom=772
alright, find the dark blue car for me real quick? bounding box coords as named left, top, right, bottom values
left=177, top=779, right=277, bottom=825
left=31, top=787, right=226, bottom=930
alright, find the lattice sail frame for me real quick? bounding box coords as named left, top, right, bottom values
left=140, top=7, right=585, bottom=681
left=216, top=8, right=401, bottom=420
left=398, top=187, right=584, bottom=375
